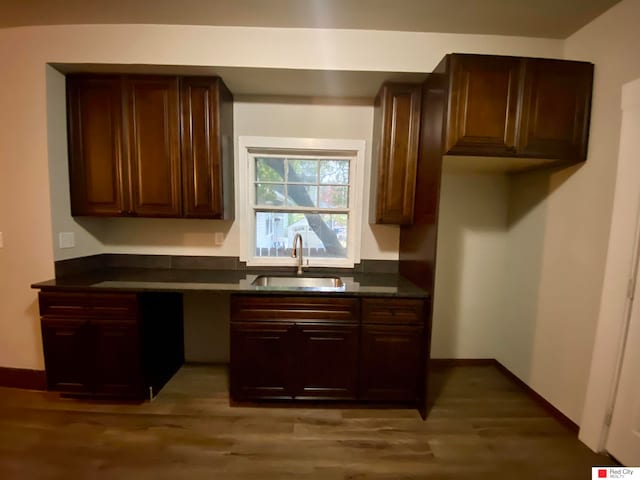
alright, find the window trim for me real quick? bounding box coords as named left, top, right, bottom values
left=238, top=136, right=366, bottom=268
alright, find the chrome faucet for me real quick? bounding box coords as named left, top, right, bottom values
left=291, top=233, right=304, bottom=275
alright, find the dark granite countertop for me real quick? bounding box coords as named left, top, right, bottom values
left=31, top=267, right=430, bottom=298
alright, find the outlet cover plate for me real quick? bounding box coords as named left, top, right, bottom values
left=58, top=232, right=75, bottom=249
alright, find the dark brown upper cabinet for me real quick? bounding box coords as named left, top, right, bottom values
left=517, top=58, right=593, bottom=161
left=126, top=76, right=181, bottom=217
left=370, top=83, right=422, bottom=225
left=180, top=77, right=234, bottom=219
left=443, top=54, right=594, bottom=165
left=445, top=55, right=521, bottom=156
left=66, top=74, right=234, bottom=219
left=67, top=76, right=128, bottom=216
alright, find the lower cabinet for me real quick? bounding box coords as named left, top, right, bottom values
left=39, top=289, right=429, bottom=407
left=230, top=322, right=292, bottom=399
left=230, top=296, right=360, bottom=401
left=359, top=298, right=426, bottom=403
left=359, top=325, right=424, bottom=402
left=296, top=323, right=359, bottom=399
left=92, top=319, right=144, bottom=397
left=39, top=291, right=184, bottom=400
left=230, top=294, right=429, bottom=406
left=40, top=318, right=93, bottom=394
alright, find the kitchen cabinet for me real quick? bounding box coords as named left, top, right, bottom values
left=296, top=323, right=359, bottom=399
left=444, top=54, right=594, bottom=163
left=230, top=294, right=429, bottom=407
left=66, top=74, right=234, bottom=218
left=126, top=76, right=182, bottom=217
left=445, top=55, right=521, bottom=156
left=230, top=295, right=359, bottom=401
left=359, top=298, right=426, bottom=402
left=230, top=321, right=292, bottom=398
left=40, top=317, right=92, bottom=394
left=67, top=76, right=127, bottom=216
left=181, top=77, right=235, bottom=219
left=39, top=291, right=183, bottom=399
left=517, top=58, right=594, bottom=160
left=400, top=53, right=594, bottom=297
left=370, top=82, right=422, bottom=225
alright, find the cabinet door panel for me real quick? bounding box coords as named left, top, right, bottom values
left=517, top=59, right=593, bottom=161
left=295, top=324, right=358, bottom=399
left=445, top=55, right=520, bottom=156
left=67, top=76, right=127, bottom=216
left=92, top=319, right=144, bottom=398
left=360, top=325, right=424, bottom=402
left=371, top=83, right=421, bottom=224
left=181, top=77, right=234, bottom=219
left=230, top=322, right=293, bottom=400
left=41, top=318, right=92, bottom=393
left=127, top=76, right=181, bottom=217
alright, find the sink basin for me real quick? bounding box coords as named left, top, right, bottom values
left=251, top=275, right=344, bottom=290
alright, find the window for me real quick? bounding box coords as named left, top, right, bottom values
left=238, top=137, right=365, bottom=268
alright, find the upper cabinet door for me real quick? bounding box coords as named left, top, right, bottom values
left=180, top=77, right=234, bottom=219
left=67, top=76, right=128, bottom=216
left=517, top=59, right=594, bottom=161
left=126, top=76, right=181, bottom=217
left=444, top=54, right=521, bottom=156
left=370, top=83, right=422, bottom=225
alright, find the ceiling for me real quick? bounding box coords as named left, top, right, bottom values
left=0, top=0, right=622, bottom=39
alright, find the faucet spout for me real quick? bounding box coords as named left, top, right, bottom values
left=291, top=233, right=304, bottom=275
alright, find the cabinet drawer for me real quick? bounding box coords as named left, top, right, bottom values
left=39, top=291, right=139, bottom=319
left=231, top=295, right=359, bottom=324
left=362, top=298, right=425, bottom=325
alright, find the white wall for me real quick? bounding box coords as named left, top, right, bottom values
left=497, top=0, right=640, bottom=424
left=579, top=77, right=640, bottom=451
left=0, top=23, right=561, bottom=370
left=497, top=169, right=550, bottom=379
left=46, top=66, right=106, bottom=261
left=183, top=292, right=230, bottom=363
left=431, top=171, right=509, bottom=359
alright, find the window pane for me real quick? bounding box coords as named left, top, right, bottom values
left=320, top=160, right=349, bottom=185
left=288, top=159, right=318, bottom=183
left=256, top=183, right=285, bottom=206
left=255, top=211, right=348, bottom=259
left=256, top=158, right=284, bottom=182
left=287, top=185, right=318, bottom=207
left=318, top=186, right=348, bottom=209
left=255, top=212, right=289, bottom=256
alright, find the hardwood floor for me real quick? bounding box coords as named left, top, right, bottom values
left=0, top=365, right=615, bottom=479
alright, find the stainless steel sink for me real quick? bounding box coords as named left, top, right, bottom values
left=251, top=275, right=344, bottom=290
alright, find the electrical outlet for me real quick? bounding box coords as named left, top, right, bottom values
left=214, top=232, right=224, bottom=246
left=58, top=232, right=75, bottom=249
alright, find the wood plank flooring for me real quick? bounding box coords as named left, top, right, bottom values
left=0, top=365, right=616, bottom=479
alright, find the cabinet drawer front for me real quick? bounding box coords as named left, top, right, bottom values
left=39, top=292, right=138, bottom=319
left=362, top=298, right=425, bottom=325
left=231, top=295, right=359, bottom=323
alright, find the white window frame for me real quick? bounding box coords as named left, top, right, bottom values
left=237, top=136, right=366, bottom=268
